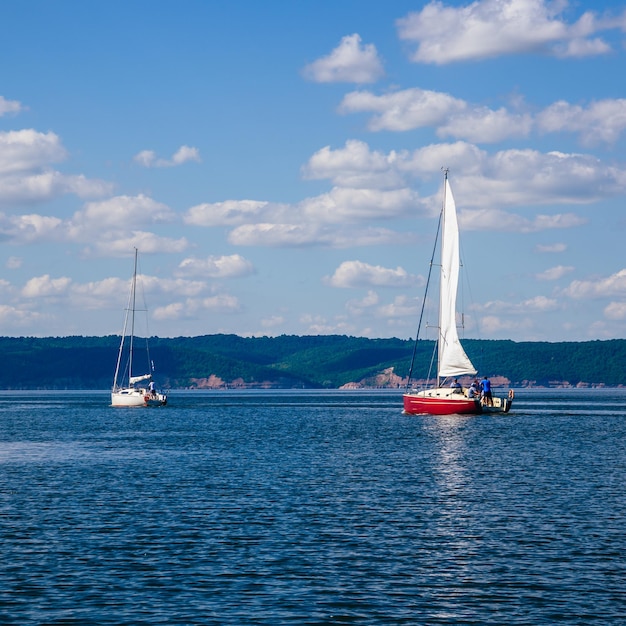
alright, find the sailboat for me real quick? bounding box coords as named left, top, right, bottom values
left=111, top=249, right=167, bottom=407
left=403, top=170, right=513, bottom=416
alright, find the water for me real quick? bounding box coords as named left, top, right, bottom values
left=0, top=388, right=625, bottom=624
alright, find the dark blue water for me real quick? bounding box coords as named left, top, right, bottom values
left=1, top=389, right=625, bottom=624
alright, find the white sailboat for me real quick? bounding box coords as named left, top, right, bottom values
left=403, top=170, right=513, bottom=415
left=111, top=249, right=167, bottom=407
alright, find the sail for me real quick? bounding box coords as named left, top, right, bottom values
left=130, top=374, right=151, bottom=385
left=438, top=179, right=477, bottom=378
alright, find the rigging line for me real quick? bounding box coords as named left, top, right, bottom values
left=405, top=208, right=443, bottom=390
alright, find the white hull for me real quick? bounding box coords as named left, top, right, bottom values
left=111, top=387, right=167, bottom=407
left=111, top=249, right=168, bottom=408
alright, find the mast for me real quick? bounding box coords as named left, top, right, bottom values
left=436, top=168, right=448, bottom=388
left=129, top=247, right=138, bottom=385
left=112, top=248, right=138, bottom=391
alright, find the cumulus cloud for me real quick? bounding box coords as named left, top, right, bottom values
left=0, top=213, right=65, bottom=244
left=537, top=99, right=626, bottom=145
left=460, top=208, right=586, bottom=233
left=535, top=265, right=575, bottom=281
left=153, top=294, right=241, bottom=320
left=22, top=274, right=72, bottom=298
left=184, top=200, right=271, bottom=227
left=134, top=145, right=201, bottom=168
left=0, top=130, right=65, bottom=174
left=90, top=232, right=189, bottom=257
left=396, top=0, right=621, bottom=64
left=0, top=304, right=44, bottom=327
left=303, top=139, right=406, bottom=189
left=299, top=186, right=419, bottom=223
left=69, top=194, right=176, bottom=236
left=177, top=254, right=255, bottom=278
left=261, top=315, right=286, bottom=329
left=186, top=138, right=626, bottom=249
left=228, top=223, right=405, bottom=248
left=339, top=88, right=467, bottom=132
left=340, top=86, right=626, bottom=145
left=302, top=34, right=384, bottom=83
left=0, top=96, right=23, bottom=116
left=561, top=269, right=626, bottom=299
left=326, top=260, right=419, bottom=288
left=479, top=295, right=559, bottom=313
left=0, top=129, right=112, bottom=206
left=375, top=294, right=421, bottom=319
left=604, top=302, right=626, bottom=320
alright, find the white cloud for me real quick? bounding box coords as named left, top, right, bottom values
left=339, top=88, right=466, bottom=132
left=261, top=315, right=285, bottom=329
left=89, top=232, right=189, bottom=256
left=302, top=34, right=384, bottom=84
left=479, top=295, right=558, bottom=313
left=340, top=86, right=626, bottom=145
left=535, top=265, right=575, bottom=281
left=375, top=294, right=420, bottom=318
left=303, top=139, right=405, bottom=188
left=346, top=290, right=380, bottom=315
left=228, top=222, right=406, bottom=248
left=153, top=294, right=241, bottom=320
left=177, top=254, right=255, bottom=278
left=299, top=186, right=418, bottom=222
left=0, top=130, right=66, bottom=173
left=437, top=108, right=533, bottom=143
left=0, top=130, right=112, bottom=206
left=0, top=213, right=64, bottom=244
left=561, top=269, right=626, bottom=299
left=69, top=194, right=175, bottom=235
left=460, top=208, right=586, bottom=233
left=6, top=256, right=22, bottom=269
left=604, top=302, right=626, bottom=320
left=479, top=315, right=534, bottom=335
left=0, top=304, right=44, bottom=327
left=184, top=200, right=270, bottom=227
left=22, top=274, right=72, bottom=298
left=396, top=0, right=618, bottom=65
left=0, top=96, right=23, bottom=116
left=326, top=260, right=419, bottom=288
left=537, top=99, right=626, bottom=145
left=134, top=145, right=201, bottom=168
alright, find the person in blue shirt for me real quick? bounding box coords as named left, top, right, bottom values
left=480, top=376, right=492, bottom=406
left=451, top=378, right=463, bottom=394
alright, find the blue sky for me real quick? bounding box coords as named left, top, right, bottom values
left=1, top=0, right=626, bottom=342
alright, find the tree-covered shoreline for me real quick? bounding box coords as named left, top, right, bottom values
left=0, top=334, right=623, bottom=390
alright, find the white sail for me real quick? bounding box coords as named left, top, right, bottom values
left=129, top=374, right=151, bottom=385
left=438, top=178, right=477, bottom=378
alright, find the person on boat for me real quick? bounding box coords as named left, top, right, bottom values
left=149, top=380, right=156, bottom=398
left=468, top=380, right=479, bottom=398
left=480, top=376, right=493, bottom=406
left=451, top=378, right=463, bottom=394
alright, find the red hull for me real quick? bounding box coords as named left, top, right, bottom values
left=403, top=393, right=481, bottom=415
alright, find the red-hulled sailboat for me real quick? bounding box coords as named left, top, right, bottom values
left=403, top=170, right=513, bottom=416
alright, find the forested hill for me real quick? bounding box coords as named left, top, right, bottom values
left=0, top=334, right=623, bottom=390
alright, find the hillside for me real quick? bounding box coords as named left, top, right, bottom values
left=0, top=335, right=623, bottom=390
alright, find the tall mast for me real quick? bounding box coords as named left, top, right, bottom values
left=437, top=168, right=448, bottom=388
left=129, top=247, right=138, bottom=384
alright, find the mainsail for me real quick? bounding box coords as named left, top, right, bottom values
left=437, top=178, right=477, bottom=379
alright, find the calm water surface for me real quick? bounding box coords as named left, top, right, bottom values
left=0, top=388, right=625, bottom=624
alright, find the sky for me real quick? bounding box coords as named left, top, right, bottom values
left=1, top=0, right=626, bottom=342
